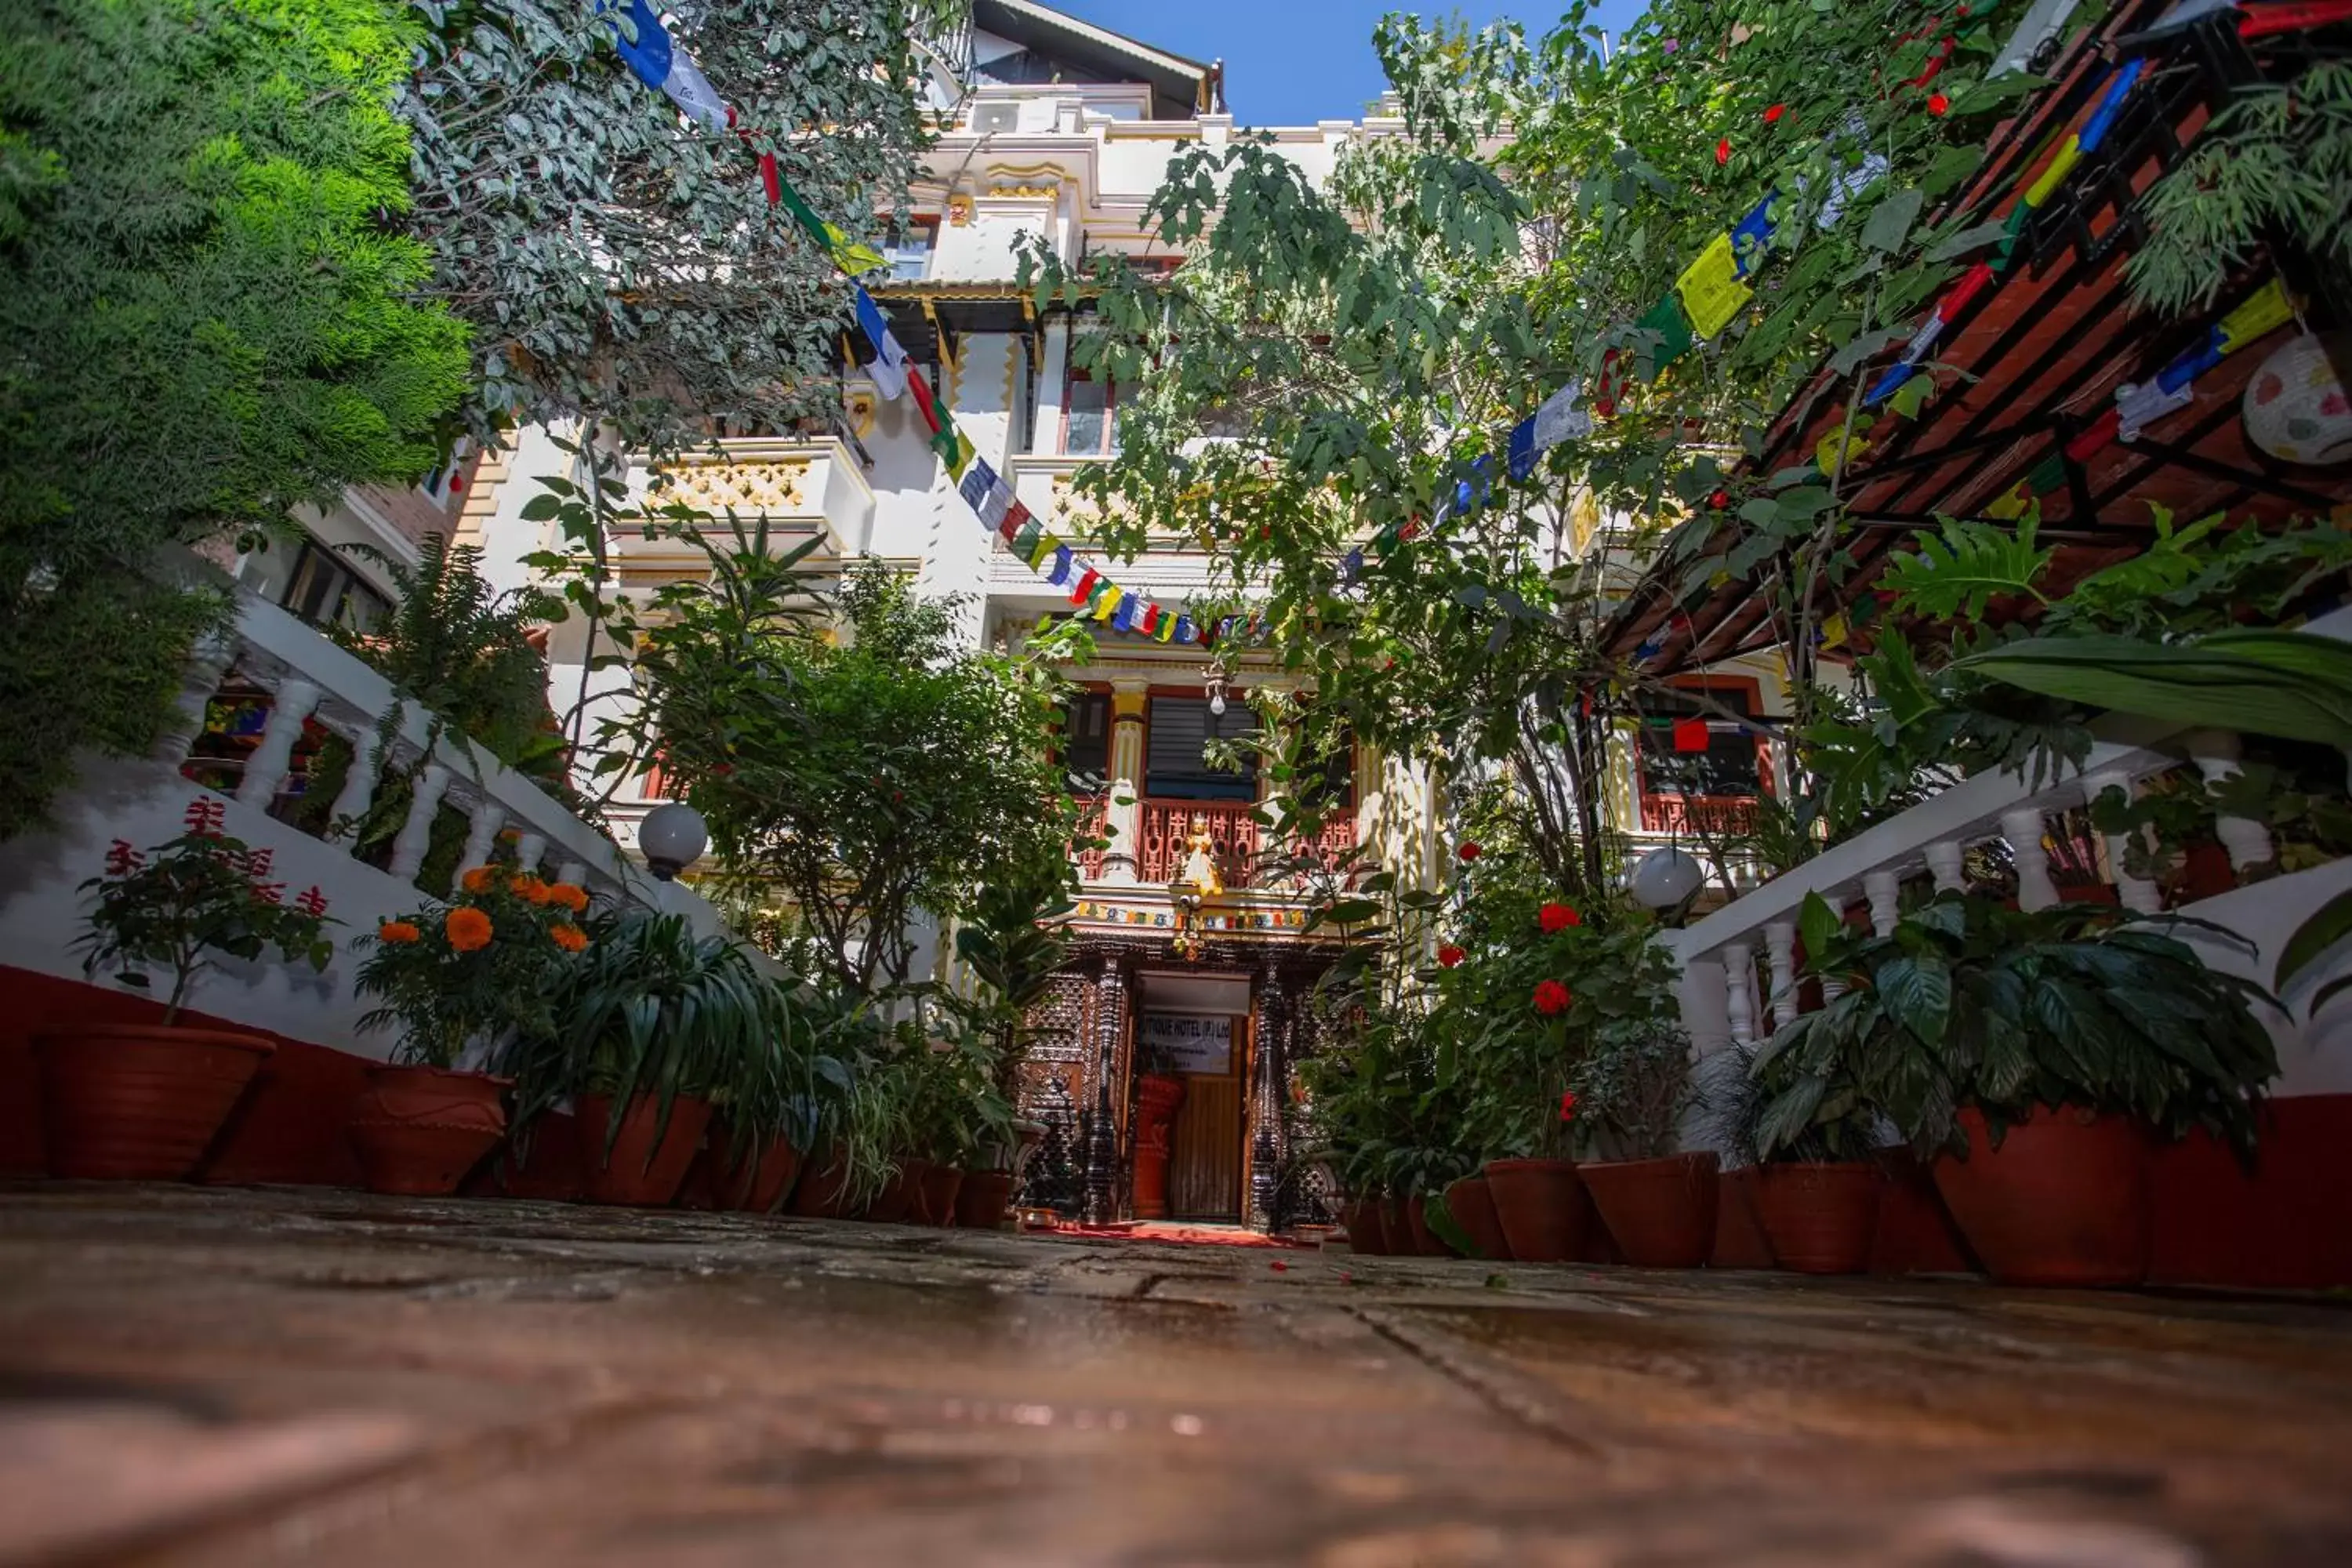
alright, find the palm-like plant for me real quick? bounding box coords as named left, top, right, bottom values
left=954, top=867, right=1076, bottom=1100
left=503, top=911, right=802, bottom=1163
left=1752, top=891, right=2279, bottom=1163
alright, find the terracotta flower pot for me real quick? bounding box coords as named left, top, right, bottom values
left=575, top=1093, right=713, bottom=1207
left=1933, top=1106, right=2151, bottom=1287
left=789, top=1149, right=853, bottom=1217
left=1343, top=1197, right=1391, bottom=1255
left=1711, top=1167, right=1777, bottom=1269
left=1751, top=1162, right=1882, bottom=1275
left=1483, top=1157, right=1590, bottom=1263
left=1403, top=1191, right=1460, bottom=1257
left=917, top=1163, right=965, bottom=1227
left=347, top=1065, right=507, bottom=1196
left=864, top=1158, right=925, bottom=1224
left=1581, top=1152, right=1719, bottom=1269
left=36, top=1027, right=274, bottom=1181
left=702, top=1131, right=802, bottom=1214
left=1443, top=1176, right=1513, bottom=1261
left=956, top=1170, right=1016, bottom=1230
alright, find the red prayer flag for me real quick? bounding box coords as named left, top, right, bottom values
left=1671, top=716, right=1711, bottom=753
left=906, top=368, right=941, bottom=435
left=759, top=151, right=781, bottom=205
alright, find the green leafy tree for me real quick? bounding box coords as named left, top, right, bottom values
left=0, top=0, right=470, bottom=838
left=79, top=831, right=339, bottom=1025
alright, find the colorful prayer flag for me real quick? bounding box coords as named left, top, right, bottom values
left=851, top=288, right=909, bottom=401
left=1675, top=233, right=1753, bottom=340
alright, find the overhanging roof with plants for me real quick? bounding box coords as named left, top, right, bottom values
left=1606, top=0, right=2351, bottom=675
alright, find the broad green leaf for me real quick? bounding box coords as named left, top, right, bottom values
left=1878, top=954, right=1954, bottom=1046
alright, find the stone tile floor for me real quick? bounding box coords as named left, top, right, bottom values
left=2, top=1184, right=2348, bottom=1566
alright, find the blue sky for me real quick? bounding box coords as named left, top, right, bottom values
left=1053, top=2, right=1650, bottom=127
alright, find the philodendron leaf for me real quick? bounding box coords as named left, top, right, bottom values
left=2274, top=884, right=2352, bottom=995
left=1878, top=954, right=1954, bottom=1047
left=1953, top=633, right=2352, bottom=752
left=1798, top=890, right=1843, bottom=974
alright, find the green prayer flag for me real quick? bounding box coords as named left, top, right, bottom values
left=1011, top=518, right=1042, bottom=557
left=931, top=423, right=974, bottom=477
left=1635, top=294, right=1695, bottom=379
left=772, top=177, right=884, bottom=275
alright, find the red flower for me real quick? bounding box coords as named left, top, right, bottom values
left=1559, top=1091, right=1579, bottom=1123
left=1457, top=841, right=1482, bottom=862
left=1715, top=138, right=1731, bottom=165
left=1534, top=979, right=1571, bottom=1015
left=1763, top=103, right=1786, bottom=124
left=1438, top=945, right=1467, bottom=969
left=1539, top=902, right=1581, bottom=934
left=1928, top=92, right=1950, bottom=116
left=1708, top=488, right=1731, bottom=510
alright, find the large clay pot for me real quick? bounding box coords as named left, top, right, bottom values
left=1581, top=1152, right=1719, bottom=1269
left=1131, top=1074, right=1186, bottom=1221
left=709, top=1132, right=802, bottom=1214
left=956, top=1170, right=1016, bottom=1230
left=1443, top=1176, right=1513, bottom=1261
left=576, top=1092, right=713, bottom=1207
left=37, top=1027, right=274, bottom=1181
left=1343, top=1196, right=1391, bottom=1255
left=864, top=1158, right=924, bottom=1223
left=347, top=1065, right=507, bottom=1196
left=789, top=1149, right=853, bottom=1217
left=1751, top=1162, right=1882, bottom=1275
left=1483, top=1157, right=1590, bottom=1263
left=917, top=1163, right=965, bottom=1227
left=1711, top=1167, right=1777, bottom=1269
left=1403, top=1190, right=1460, bottom=1257
left=1933, top=1106, right=2151, bottom=1287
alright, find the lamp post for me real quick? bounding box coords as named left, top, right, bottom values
left=639, top=801, right=708, bottom=881
left=1630, top=844, right=1705, bottom=918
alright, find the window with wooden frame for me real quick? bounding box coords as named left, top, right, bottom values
left=1058, top=690, right=1112, bottom=795
left=1062, top=366, right=1118, bottom=456
left=1633, top=680, right=1768, bottom=835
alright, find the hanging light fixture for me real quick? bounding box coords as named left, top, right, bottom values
left=639, top=801, right=709, bottom=881
left=1203, top=660, right=1229, bottom=717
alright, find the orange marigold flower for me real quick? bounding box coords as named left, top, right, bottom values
left=548, top=882, right=590, bottom=913
left=507, top=876, right=552, bottom=905
left=377, top=920, right=421, bottom=945
left=445, top=906, right=494, bottom=953
left=459, top=866, right=500, bottom=894
left=550, top=923, right=589, bottom=953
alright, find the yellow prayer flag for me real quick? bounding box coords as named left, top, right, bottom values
left=2220, top=278, right=2292, bottom=354
left=1675, top=233, right=1753, bottom=341
left=2024, top=137, right=2082, bottom=210
left=1094, top=586, right=1123, bottom=622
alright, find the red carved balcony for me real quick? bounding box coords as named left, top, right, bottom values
left=1075, top=798, right=1109, bottom=881
left=1639, top=793, right=1761, bottom=837
left=1138, top=800, right=1262, bottom=886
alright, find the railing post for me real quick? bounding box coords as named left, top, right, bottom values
left=157, top=633, right=238, bottom=766
left=455, top=797, right=508, bottom=888
left=514, top=833, right=549, bottom=876
left=555, top=858, right=590, bottom=887
left=1765, top=920, right=1800, bottom=1029
left=388, top=764, right=452, bottom=884
left=325, top=723, right=383, bottom=846
left=2084, top=768, right=2163, bottom=915
left=2191, top=731, right=2275, bottom=873
left=2002, top=808, right=2059, bottom=913
left=1864, top=869, right=1902, bottom=936
left=1722, top=941, right=1757, bottom=1047
left=1817, top=885, right=1852, bottom=1002
left=234, top=678, right=322, bottom=809
left=1925, top=840, right=1966, bottom=896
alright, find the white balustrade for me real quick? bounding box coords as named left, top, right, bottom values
left=1863, top=869, right=1903, bottom=936
left=1925, top=839, right=1965, bottom=895
left=456, top=797, right=508, bottom=887
left=2084, top=768, right=2163, bottom=916
left=388, top=764, right=452, bottom=883
left=2191, top=731, right=2278, bottom=872
left=325, top=720, right=384, bottom=845
left=234, top=678, right=323, bottom=809
left=1722, top=941, right=1757, bottom=1047
left=514, top=833, right=549, bottom=875
left=2002, top=808, right=2060, bottom=913
left=1765, top=920, right=1800, bottom=1030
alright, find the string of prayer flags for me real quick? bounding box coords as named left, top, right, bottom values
left=1674, top=233, right=1753, bottom=342
left=958, top=458, right=1013, bottom=529
left=770, top=170, right=886, bottom=275
left=601, top=0, right=728, bottom=129
left=851, top=288, right=911, bottom=401
left=1506, top=382, right=1592, bottom=482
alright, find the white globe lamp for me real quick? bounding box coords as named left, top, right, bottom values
left=1630, top=845, right=1706, bottom=912
left=640, top=801, right=709, bottom=881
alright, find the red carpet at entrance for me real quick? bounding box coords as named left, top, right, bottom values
left=1042, top=1220, right=1313, bottom=1250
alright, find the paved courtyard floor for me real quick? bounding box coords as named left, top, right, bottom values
left=2, top=1184, right=2349, bottom=1566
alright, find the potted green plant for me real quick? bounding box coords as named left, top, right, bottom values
left=507, top=910, right=790, bottom=1208
left=45, top=829, right=336, bottom=1180
left=352, top=862, right=587, bottom=1194
left=1761, top=890, right=2278, bottom=1286
left=1573, top=1023, right=1719, bottom=1269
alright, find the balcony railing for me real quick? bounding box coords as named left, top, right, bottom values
left=1639, top=793, right=1761, bottom=837
left=1666, top=605, right=2352, bottom=1099
left=1123, top=799, right=1357, bottom=889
